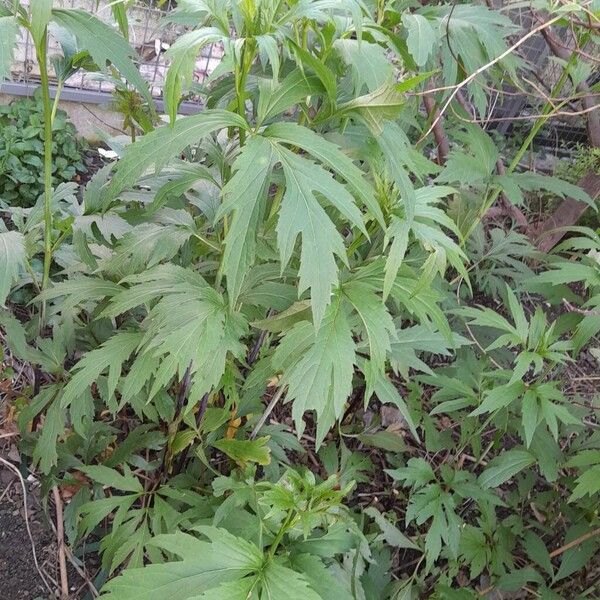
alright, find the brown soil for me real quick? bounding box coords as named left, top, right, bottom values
left=0, top=469, right=56, bottom=599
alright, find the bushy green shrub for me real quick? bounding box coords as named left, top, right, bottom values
left=1, top=1, right=600, bottom=598
left=0, top=92, right=87, bottom=207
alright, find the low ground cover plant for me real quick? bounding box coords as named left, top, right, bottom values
left=0, top=94, right=87, bottom=207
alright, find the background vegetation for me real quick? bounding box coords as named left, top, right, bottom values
left=0, top=94, right=87, bottom=208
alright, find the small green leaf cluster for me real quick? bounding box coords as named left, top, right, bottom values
left=99, top=468, right=367, bottom=599
left=0, top=94, right=87, bottom=207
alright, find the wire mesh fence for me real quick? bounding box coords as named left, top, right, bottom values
left=4, top=1, right=594, bottom=150
left=9, top=0, right=223, bottom=106
left=485, top=2, right=590, bottom=151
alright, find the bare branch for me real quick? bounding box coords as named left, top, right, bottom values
left=52, top=486, right=69, bottom=600
left=419, top=15, right=563, bottom=143
left=423, top=93, right=449, bottom=164
left=540, top=26, right=600, bottom=147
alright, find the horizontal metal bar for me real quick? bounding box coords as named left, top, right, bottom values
left=0, top=81, right=202, bottom=115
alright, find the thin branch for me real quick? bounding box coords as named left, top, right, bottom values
left=456, top=280, right=504, bottom=370
left=549, top=527, right=600, bottom=558
left=536, top=18, right=600, bottom=64
left=0, top=479, right=14, bottom=503
left=419, top=15, right=563, bottom=144
left=410, top=80, right=600, bottom=104
left=454, top=91, right=529, bottom=229
left=158, top=363, right=194, bottom=483
left=569, top=15, right=600, bottom=31
left=423, top=93, right=449, bottom=164
left=562, top=298, right=600, bottom=317
left=173, top=392, right=210, bottom=476
left=52, top=486, right=69, bottom=600
left=494, top=159, right=530, bottom=231
left=250, top=385, right=286, bottom=439
left=247, top=330, right=268, bottom=365
left=80, top=104, right=128, bottom=135
left=247, top=313, right=273, bottom=366
left=540, top=25, right=600, bottom=147
left=532, top=172, right=600, bottom=252
left=64, top=549, right=98, bottom=598
left=455, top=90, right=475, bottom=119
left=45, top=502, right=99, bottom=597
left=479, top=527, right=600, bottom=596
left=196, top=392, right=210, bottom=428
left=174, top=362, right=194, bottom=418
left=450, top=101, right=600, bottom=124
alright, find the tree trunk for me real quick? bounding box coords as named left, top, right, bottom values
left=531, top=172, right=600, bottom=252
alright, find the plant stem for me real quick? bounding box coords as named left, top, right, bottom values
left=267, top=510, right=294, bottom=560
left=234, top=38, right=256, bottom=146
left=36, top=33, right=54, bottom=312
left=235, top=46, right=248, bottom=146
left=266, top=185, right=285, bottom=229
left=193, top=232, right=221, bottom=253
left=505, top=66, right=573, bottom=174
left=52, top=486, right=69, bottom=600
left=24, top=259, right=41, bottom=295
left=50, top=80, right=63, bottom=125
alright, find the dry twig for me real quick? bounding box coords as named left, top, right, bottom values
left=250, top=385, right=287, bottom=439
left=52, top=486, right=70, bottom=599
left=0, top=456, right=54, bottom=596
left=419, top=15, right=562, bottom=143
left=423, top=93, right=449, bottom=164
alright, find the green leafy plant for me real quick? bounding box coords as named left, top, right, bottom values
left=0, top=94, right=87, bottom=208
left=101, top=469, right=364, bottom=599
left=1, top=0, right=152, bottom=295
left=555, top=144, right=600, bottom=183
left=1, top=0, right=600, bottom=598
